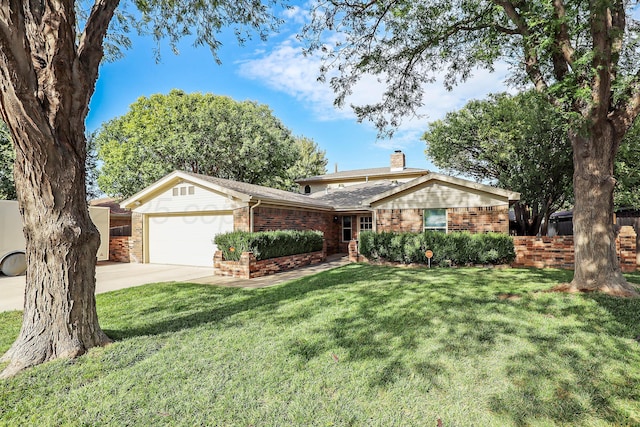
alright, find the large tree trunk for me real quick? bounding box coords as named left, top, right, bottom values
left=559, top=124, right=639, bottom=297
left=0, top=122, right=111, bottom=378
left=0, top=1, right=118, bottom=377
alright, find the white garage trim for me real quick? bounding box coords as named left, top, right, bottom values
left=145, top=212, right=234, bottom=267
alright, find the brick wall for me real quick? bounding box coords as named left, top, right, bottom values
left=375, top=207, right=509, bottom=234
left=109, top=236, right=131, bottom=263
left=512, top=235, right=575, bottom=269
left=513, top=226, right=637, bottom=272
left=214, top=245, right=326, bottom=279
left=253, top=206, right=340, bottom=254
left=233, top=207, right=250, bottom=232
left=617, top=226, right=637, bottom=272
left=109, top=215, right=131, bottom=229
left=448, top=206, right=509, bottom=234
left=376, top=209, right=423, bottom=233
left=129, top=212, right=143, bottom=263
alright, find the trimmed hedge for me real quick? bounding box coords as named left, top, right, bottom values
left=358, top=231, right=515, bottom=266
left=214, top=230, right=324, bottom=261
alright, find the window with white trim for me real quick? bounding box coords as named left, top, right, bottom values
left=360, top=216, right=372, bottom=231
left=424, top=209, right=447, bottom=233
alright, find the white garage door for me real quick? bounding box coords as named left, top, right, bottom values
left=148, top=214, right=234, bottom=267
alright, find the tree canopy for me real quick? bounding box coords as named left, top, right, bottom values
left=95, top=90, right=326, bottom=198
left=425, top=91, right=640, bottom=232
left=424, top=91, right=573, bottom=236
left=304, top=0, right=640, bottom=296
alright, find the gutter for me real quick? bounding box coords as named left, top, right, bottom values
left=249, top=199, right=262, bottom=233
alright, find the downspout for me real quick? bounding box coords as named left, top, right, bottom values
left=249, top=199, right=262, bottom=233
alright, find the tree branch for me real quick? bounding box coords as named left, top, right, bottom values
left=610, top=74, right=640, bottom=136
left=552, top=0, right=575, bottom=68
left=589, top=0, right=617, bottom=123
left=77, top=0, right=120, bottom=93
left=493, top=0, right=549, bottom=92
left=0, top=1, right=38, bottom=105
left=549, top=0, right=574, bottom=81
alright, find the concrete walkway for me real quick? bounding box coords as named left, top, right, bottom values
left=0, top=255, right=350, bottom=312
left=185, top=254, right=350, bottom=288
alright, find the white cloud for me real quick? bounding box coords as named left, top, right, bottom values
left=237, top=37, right=511, bottom=148
left=282, top=5, right=309, bottom=25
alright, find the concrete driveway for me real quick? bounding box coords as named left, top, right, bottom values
left=0, top=262, right=212, bottom=313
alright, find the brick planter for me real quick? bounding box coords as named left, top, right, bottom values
left=214, top=248, right=327, bottom=279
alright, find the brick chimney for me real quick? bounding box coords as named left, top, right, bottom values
left=390, top=150, right=405, bottom=171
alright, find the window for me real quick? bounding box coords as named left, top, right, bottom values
left=360, top=216, right=372, bottom=231
left=304, top=185, right=311, bottom=194
left=424, top=209, right=447, bottom=233
left=342, top=216, right=352, bottom=241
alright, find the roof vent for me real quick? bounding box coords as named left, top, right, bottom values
left=390, top=150, right=405, bottom=172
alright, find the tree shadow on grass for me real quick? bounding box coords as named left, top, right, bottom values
left=487, top=284, right=640, bottom=426
left=99, top=264, right=640, bottom=425
left=281, top=266, right=638, bottom=425
left=100, top=264, right=361, bottom=340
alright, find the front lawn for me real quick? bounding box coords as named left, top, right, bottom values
left=1, top=265, right=639, bottom=426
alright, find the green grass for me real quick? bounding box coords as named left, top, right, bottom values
left=1, top=265, right=640, bottom=426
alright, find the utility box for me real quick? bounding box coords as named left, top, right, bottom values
left=0, top=200, right=110, bottom=276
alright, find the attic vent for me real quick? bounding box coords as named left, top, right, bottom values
left=172, top=185, right=195, bottom=196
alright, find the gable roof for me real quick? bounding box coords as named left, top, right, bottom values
left=120, top=171, right=333, bottom=211
left=296, top=167, right=429, bottom=184
left=363, top=172, right=520, bottom=205
left=308, top=180, right=400, bottom=210
left=121, top=170, right=519, bottom=213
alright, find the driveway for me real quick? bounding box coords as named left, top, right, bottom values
left=0, top=262, right=212, bottom=313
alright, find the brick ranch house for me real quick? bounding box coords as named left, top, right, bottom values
left=119, top=151, right=520, bottom=267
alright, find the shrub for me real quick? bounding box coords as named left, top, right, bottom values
left=213, top=231, right=252, bottom=261
left=358, top=231, right=514, bottom=267
left=214, top=230, right=324, bottom=261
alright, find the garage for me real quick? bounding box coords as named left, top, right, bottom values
left=120, top=171, right=333, bottom=268
left=147, top=214, right=233, bottom=267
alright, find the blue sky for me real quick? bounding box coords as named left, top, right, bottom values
left=87, top=4, right=511, bottom=174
